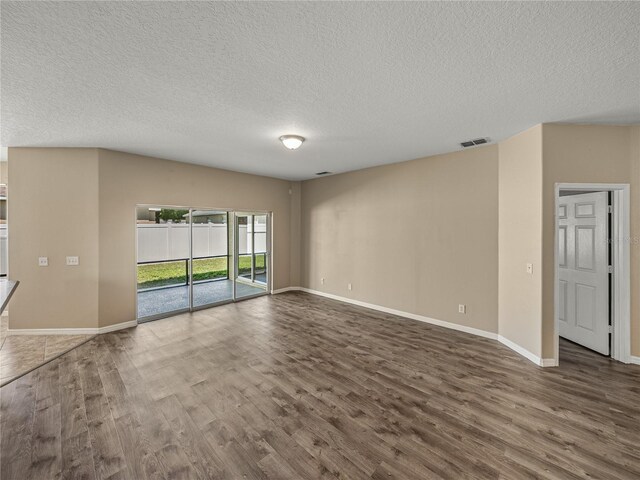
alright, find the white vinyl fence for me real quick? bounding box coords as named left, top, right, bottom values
left=137, top=223, right=266, bottom=263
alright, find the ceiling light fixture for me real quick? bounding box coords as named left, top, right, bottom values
left=279, top=135, right=305, bottom=150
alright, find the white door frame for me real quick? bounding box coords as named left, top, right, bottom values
left=554, top=183, right=631, bottom=364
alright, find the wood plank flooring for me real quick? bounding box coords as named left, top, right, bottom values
left=1, top=291, right=639, bottom=479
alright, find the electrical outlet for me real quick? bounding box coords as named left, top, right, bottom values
left=66, top=256, right=79, bottom=266
left=348, top=283, right=352, bottom=291
left=458, top=304, right=466, bottom=314
left=38, top=257, right=48, bottom=267
left=321, top=277, right=325, bottom=285
left=526, top=263, right=533, bottom=274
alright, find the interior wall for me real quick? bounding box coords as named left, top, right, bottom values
left=7, top=147, right=300, bottom=330
left=288, top=182, right=302, bottom=287
left=0, top=161, right=7, bottom=183
left=6, top=126, right=638, bottom=358
left=98, top=149, right=299, bottom=327
left=8, top=148, right=100, bottom=329
left=541, top=124, right=640, bottom=358
left=498, top=125, right=544, bottom=357
left=301, top=145, right=499, bottom=334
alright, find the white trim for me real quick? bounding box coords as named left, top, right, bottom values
left=497, top=335, right=557, bottom=367
left=272, top=286, right=301, bottom=294
left=284, top=287, right=563, bottom=366
left=540, top=358, right=559, bottom=367
left=7, top=319, right=137, bottom=336
left=554, top=183, right=632, bottom=364
left=629, top=356, right=640, bottom=366
left=298, top=287, right=498, bottom=340
left=98, top=320, right=138, bottom=334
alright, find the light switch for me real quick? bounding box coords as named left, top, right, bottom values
left=66, top=256, right=79, bottom=266
left=38, top=257, right=48, bottom=267
left=458, top=304, right=466, bottom=314
left=526, top=263, right=533, bottom=274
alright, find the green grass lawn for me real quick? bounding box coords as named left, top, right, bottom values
left=137, top=255, right=265, bottom=290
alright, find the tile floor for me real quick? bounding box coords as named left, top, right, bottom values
left=0, top=315, right=94, bottom=385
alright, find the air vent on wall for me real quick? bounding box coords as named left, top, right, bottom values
left=460, top=138, right=489, bottom=148
left=315, top=171, right=332, bottom=176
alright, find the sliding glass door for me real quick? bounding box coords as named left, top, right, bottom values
left=234, top=213, right=270, bottom=300
left=191, top=210, right=232, bottom=308
left=136, top=206, right=270, bottom=322
left=136, top=207, right=191, bottom=319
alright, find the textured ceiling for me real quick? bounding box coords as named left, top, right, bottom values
left=2, top=1, right=639, bottom=180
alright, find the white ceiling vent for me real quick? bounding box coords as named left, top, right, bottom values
left=460, top=138, right=489, bottom=148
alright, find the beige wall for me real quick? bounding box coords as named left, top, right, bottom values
left=301, top=145, right=500, bottom=334
left=289, top=182, right=302, bottom=287
left=97, top=149, right=298, bottom=327
left=541, top=124, right=640, bottom=357
left=498, top=125, right=544, bottom=357
left=0, top=161, right=7, bottom=184
left=7, top=126, right=639, bottom=359
left=8, top=148, right=100, bottom=329
left=8, top=147, right=300, bottom=329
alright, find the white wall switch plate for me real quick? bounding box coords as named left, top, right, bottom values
left=348, top=283, right=352, bottom=291
left=458, top=304, right=466, bottom=314
left=66, top=256, right=79, bottom=266
left=526, top=263, right=533, bottom=274
left=321, top=277, right=325, bottom=285
left=38, top=257, right=48, bottom=267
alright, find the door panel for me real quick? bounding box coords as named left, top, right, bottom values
left=558, top=226, right=567, bottom=267
left=575, top=283, right=596, bottom=330
left=558, top=192, right=609, bottom=355
left=136, top=207, right=191, bottom=321
left=575, top=226, right=595, bottom=271
left=558, top=279, right=568, bottom=323
left=192, top=211, right=232, bottom=309
left=234, top=213, right=270, bottom=300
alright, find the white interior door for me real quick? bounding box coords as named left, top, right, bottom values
left=558, top=192, right=609, bottom=355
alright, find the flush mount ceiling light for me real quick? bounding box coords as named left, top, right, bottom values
left=279, top=135, right=305, bottom=150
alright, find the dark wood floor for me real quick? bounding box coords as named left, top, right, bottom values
left=1, top=292, right=639, bottom=479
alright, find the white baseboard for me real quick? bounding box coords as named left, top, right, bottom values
left=497, top=335, right=556, bottom=367
left=278, top=287, right=558, bottom=367
left=7, top=320, right=137, bottom=336
left=629, top=356, right=640, bottom=366
left=272, top=286, right=301, bottom=295
left=97, top=320, right=138, bottom=334
left=295, top=287, right=498, bottom=340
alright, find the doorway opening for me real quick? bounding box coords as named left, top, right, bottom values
left=554, top=184, right=631, bottom=365
left=135, top=206, right=271, bottom=322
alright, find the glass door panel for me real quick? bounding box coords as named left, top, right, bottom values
left=234, top=213, right=269, bottom=300
left=136, top=206, right=191, bottom=320
left=137, top=206, right=271, bottom=322
left=253, top=214, right=268, bottom=285
left=191, top=210, right=232, bottom=308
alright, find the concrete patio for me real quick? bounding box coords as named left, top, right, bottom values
left=137, top=276, right=266, bottom=319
